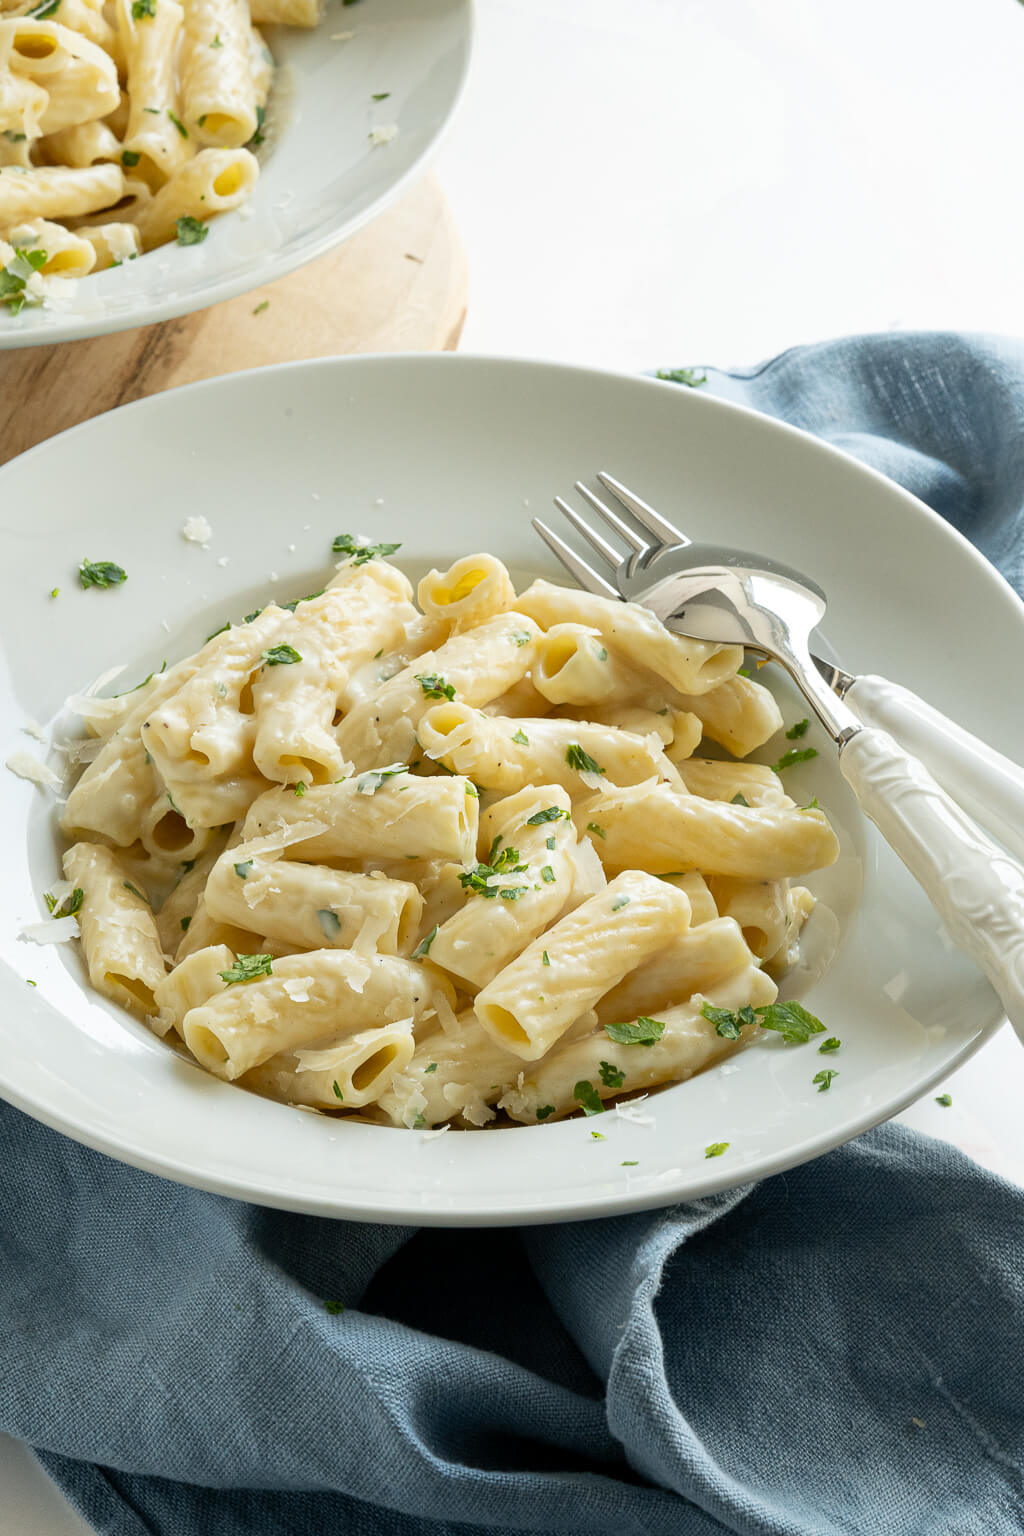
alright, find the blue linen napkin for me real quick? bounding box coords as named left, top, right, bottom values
left=3, top=331, right=1024, bottom=1536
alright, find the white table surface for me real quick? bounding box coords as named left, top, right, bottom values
left=8, top=0, right=1024, bottom=1528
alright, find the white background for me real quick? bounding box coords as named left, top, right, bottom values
left=7, top=0, right=1024, bottom=1527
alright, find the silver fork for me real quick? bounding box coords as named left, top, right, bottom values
left=535, top=472, right=1024, bottom=865
left=533, top=473, right=1024, bottom=1046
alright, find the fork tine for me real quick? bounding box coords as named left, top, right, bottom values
left=572, top=481, right=647, bottom=555
left=532, top=518, right=621, bottom=600
left=596, top=471, right=690, bottom=547
left=553, top=495, right=621, bottom=569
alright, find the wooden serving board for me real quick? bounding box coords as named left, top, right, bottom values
left=0, top=174, right=468, bottom=466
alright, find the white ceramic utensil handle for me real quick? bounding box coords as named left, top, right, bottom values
left=846, top=674, right=1024, bottom=863
left=841, top=727, right=1024, bottom=1045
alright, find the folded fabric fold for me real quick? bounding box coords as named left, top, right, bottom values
left=2, top=331, right=1023, bottom=1536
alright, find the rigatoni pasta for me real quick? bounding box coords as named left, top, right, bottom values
left=54, top=538, right=838, bottom=1128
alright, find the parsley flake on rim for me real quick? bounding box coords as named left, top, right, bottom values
left=813, top=1069, right=838, bottom=1092
left=573, top=1080, right=604, bottom=1116
left=262, top=643, right=302, bottom=666
left=324, top=1298, right=345, bottom=1313
left=332, top=534, right=401, bottom=565
left=935, top=1093, right=953, bottom=1107
left=785, top=718, right=810, bottom=740
left=604, top=1016, right=665, bottom=1047
left=79, top=558, right=127, bottom=589
left=590, top=1130, right=606, bottom=1141
left=218, top=953, right=273, bottom=985
left=656, top=367, right=707, bottom=388
left=415, top=673, right=455, bottom=702
left=704, top=1142, right=729, bottom=1159
left=412, top=924, right=438, bottom=958
left=771, top=747, right=818, bottom=774
left=356, top=763, right=407, bottom=795
left=818, top=1037, right=841, bottom=1054
left=566, top=743, right=604, bottom=775
left=45, top=887, right=83, bottom=919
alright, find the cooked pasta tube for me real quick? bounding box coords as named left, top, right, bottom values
left=242, top=1020, right=417, bottom=1110
left=251, top=639, right=347, bottom=787
left=474, top=870, right=691, bottom=1060
left=661, top=870, right=717, bottom=925
left=134, top=145, right=256, bottom=247
left=11, top=0, right=118, bottom=57
left=68, top=174, right=151, bottom=228
left=533, top=623, right=637, bottom=707
left=595, top=915, right=766, bottom=1024
left=180, top=0, right=256, bottom=147
left=154, top=829, right=229, bottom=953
left=417, top=554, right=517, bottom=635
left=204, top=844, right=423, bottom=955
left=63, top=842, right=166, bottom=1017
left=152, top=941, right=233, bottom=1035
left=669, top=674, right=784, bottom=758
left=243, top=772, right=479, bottom=867
left=517, top=579, right=742, bottom=696
left=61, top=730, right=158, bottom=847
left=706, top=877, right=799, bottom=962
left=181, top=951, right=437, bottom=1080
left=417, top=705, right=674, bottom=799
left=1, top=20, right=119, bottom=132
left=173, top=891, right=262, bottom=962
left=80, top=218, right=140, bottom=267
left=583, top=782, right=840, bottom=879
left=376, top=1009, right=525, bottom=1129
left=429, top=785, right=576, bottom=989
left=764, top=885, right=815, bottom=975
left=672, top=756, right=791, bottom=808
left=1, top=215, right=95, bottom=272
left=481, top=676, right=551, bottom=720
left=567, top=701, right=702, bottom=756
left=247, top=0, right=319, bottom=26
left=501, top=971, right=776, bottom=1124
left=139, top=796, right=216, bottom=863
left=0, top=66, right=47, bottom=141
left=40, top=118, right=120, bottom=168
left=0, top=160, right=121, bottom=221
left=334, top=611, right=542, bottom=771
left=249, top=26, right=271, bottom=106
left=117, top=0, right=190, bottom=183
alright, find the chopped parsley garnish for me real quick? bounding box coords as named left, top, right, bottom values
left=248, top=105, right=266, bottom=147
left=331, top=533, right=401, bottom=564
left=218, top=953, right=273, bottom=984
left=176, top=216, right=207, bottom=246
left=605, top=1016, right=665, bottom=1047
left=356, top=763, right=406, bottom=794
left=701, top=997, right=825, bottom=1044
left=122, top=881, right=144, bottom=900
left=26, top=0, right=60, bottom=16
left=771, top=747, right=818, bottom=773
left=324, top=1297, right=345, bottom=1312
left=512, top=728, right=530, bottom=746
left=611, top=895, right=630, bottom=912
left=143, top=106, right=160, bottom=113
left=818, top=1037, right=841, bottom=1054
left=262, top=643, right=302, bottom=666
left=415, top=673, right=455, bottom=701
left=545, top=836, right=556, bottom=850
left=542, top=950, right=550, bottom=966
left=372, top=91, right=391, bottom=100
left=423, top=1062, right=438, bottom=1074
left=211, top=31, right=223, bottom=45
left=131, top=0, right=155, bottom=15
left=730, top=793, right=749, bottom=807
left=49, top=587, right=59, bottom=598
left=459, top=844, right=528, bottom=899
left=656, top=367, right=707, bottom=388
left=293, top=782, right=306, bottom=797
left=167, top=109, right=188, bottom=138
left=813, top=1069, right=838, bottom=1092
left=465, top=782, right=479, bottom=797
left=786, top=718, right=810, bottom=740
left=412, top=923, right=438, bottom=958
left=590, top=1130, right=606, bottom=1141
left=599, top=1060, right=624, bottom=1089
left=621, top=1160, right=638, bottom=1167
left=280, top=590, right=325, bottom=613
left=3, top=131, right=27, bottom=141
left=412, top=1112, right=426, bottom=1129
left=525, top=806, right=569, bottom=826
left=122, top=149, right=141, bottom=167
left=45, top=887, right=83, bottom=919
left=79, top=558, right=127, bottom=589
left=935, top=1093, right=953, bottom=1107
left=802, top=797, right=820, bottom=810
left=737, top=665, right=751, bottom=677
left=536, top=1104, right=555, bottom=1120
left=541, top=865, right=555, bottom=883
left=317, top=910, right=341, bottom=940
left=566, top=743, right=604, bottom=775
left=180, top=916, right=191, bottom=931
left=704, top=1141, right=729, bottom=1159
left=181, top=858, right=196, bottom=873
left=253, top=300, right=269, bottom=315
left=573, top=1080, right=604, bottom=1116
left=233, top=860, right=253, bottom=879
left=595, top=645, right=608, bottom=661
left=206, top=621, right=231, bottom=642
left=332, top=1081, right=343, bottom=1101
left=510, top=631, right=532, bottom=647
left=587, top=822, right=606, bottom=839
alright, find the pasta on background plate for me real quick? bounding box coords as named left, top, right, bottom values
left=54, top=541, right=840, bottom=1130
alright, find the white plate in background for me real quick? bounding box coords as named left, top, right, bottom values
left=0, top=0, right=473, bottom=348
left=0, top=353, right=1018, bottom=1223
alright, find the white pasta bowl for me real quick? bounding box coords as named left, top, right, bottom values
left=0, top=0, right=473, bottom=348
left=0, top=353, right=1020, bottom=1224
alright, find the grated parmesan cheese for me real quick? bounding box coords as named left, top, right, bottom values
left=6, top=751, right=61, bottom=791
left=182, top=515, right=213, bottom=547
left=20, top=915, right=79, bottom=945
left=21, top=719, right=47, bottom=744
left=368, top=124, right=399, bottom=148
left=615, top=1094, right=656, bottom=1127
